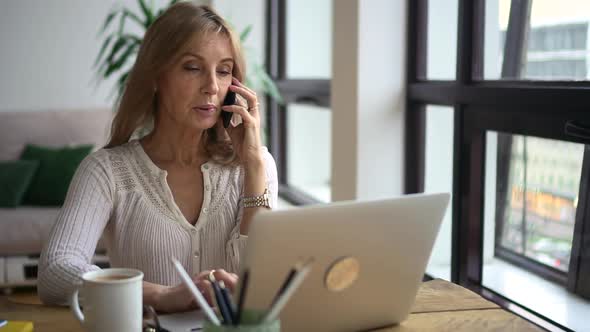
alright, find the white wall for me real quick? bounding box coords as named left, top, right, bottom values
left=332, top=0, right=406, bottom=201
left=357, top=1, right=406, bottom=200
left=331, top=0, right=359, bottom=201
left=0, top=0, right=262, bottom=113
left=0, top=1, right=157, bottom=111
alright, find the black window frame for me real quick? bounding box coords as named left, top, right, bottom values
left=406, top=0, right=590, bottom=330
left=266, top=0, right=331, bottom=206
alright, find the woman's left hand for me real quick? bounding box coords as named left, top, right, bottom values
left=221, top=77, right=263, bottom=167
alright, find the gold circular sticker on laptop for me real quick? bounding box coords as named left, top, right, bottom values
left=325, top=256, right=360, bottom=292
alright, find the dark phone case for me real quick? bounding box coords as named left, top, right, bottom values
left=221, top=91, right=236, bottom=128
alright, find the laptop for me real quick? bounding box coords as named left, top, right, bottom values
left=241, top=192, right=450, bottom=332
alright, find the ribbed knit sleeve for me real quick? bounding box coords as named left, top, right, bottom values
left=225, top=148, right=279, bottom=272
left=38, top=151, right=114, bottom=305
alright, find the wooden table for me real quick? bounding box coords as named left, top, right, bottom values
left=376, top=280, right=542, bottom=331
left=0, top=279, right=542, bottom=331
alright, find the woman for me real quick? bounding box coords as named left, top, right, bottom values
left=38, top=2, right=278, bottom=313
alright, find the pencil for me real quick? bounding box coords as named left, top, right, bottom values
left=234, top=269, right=250, bottom=326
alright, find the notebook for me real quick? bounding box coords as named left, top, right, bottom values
left=0, top=321, right=34, bottom=332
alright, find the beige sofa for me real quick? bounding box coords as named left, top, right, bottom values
left=0, top=109, right=112, bottom=290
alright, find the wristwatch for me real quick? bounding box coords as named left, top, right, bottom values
left=243, top=188, right=271, bottom=209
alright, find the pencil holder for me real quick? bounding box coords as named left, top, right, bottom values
left=203, top=310, right=280, bottom=332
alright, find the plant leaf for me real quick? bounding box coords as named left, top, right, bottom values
left=257, top=67, right=283, bottom=104
left=97, top=57, right=109, bottom=78
left=105, top=35, right=141, bottom=65
left=99, top=10, right=119, bottom=36
left=122, top=8, right=144, bottom=28
left=240, top=25, right=253, bottom=42
left=121, top=33, right=142, bottom=43
left=138, top=0, right=155, bottom=27
left=105, top=37, right=129, bottom=64
left=244, top=76, right=254, bottom=89
left=118, top=70, right=130, bottom=87
left=96, top=34, right=140, bottom=78
left=104, top=62, right=121, bottom=79
left=117, top=8, right=127, bottom=36
left=105, top=43, right=138, bottom=78
left=169, top=0, right=180, bottom=5
left=94, top=34, right=114, bottom=67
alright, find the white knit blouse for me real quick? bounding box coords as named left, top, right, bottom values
left=38, top=140, right=278, bottom=305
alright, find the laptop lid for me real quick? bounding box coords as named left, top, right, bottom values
left=241, top=192, right=450, bottom=332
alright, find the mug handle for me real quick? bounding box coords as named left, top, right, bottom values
left=70, top=288, right=85, bottom=324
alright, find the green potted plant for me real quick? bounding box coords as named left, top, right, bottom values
left=94, top=0, right=282, bottom=104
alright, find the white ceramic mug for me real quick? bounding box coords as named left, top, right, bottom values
left=70, top=268, right=144, bottom=332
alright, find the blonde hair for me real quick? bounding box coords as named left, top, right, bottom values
left=105, top=2, right=245, bottom=165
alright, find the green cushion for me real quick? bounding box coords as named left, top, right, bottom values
left=0, top=160, right=40, bottom=207
left=20, top=144, right=93, bottom=206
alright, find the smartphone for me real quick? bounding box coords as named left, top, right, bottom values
left=221, top=89, right=236, bottom=128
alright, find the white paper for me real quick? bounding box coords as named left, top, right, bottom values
left=158, top=310, right=205, bottom=332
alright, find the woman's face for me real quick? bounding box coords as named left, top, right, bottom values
left=156, top=32, right=234, bottom=131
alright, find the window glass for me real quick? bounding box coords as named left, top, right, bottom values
left=286, top=103, right=331, bottom=202
left=424, top=105, right=454, bottom=280
left=485, top=0, right=590, bottom=80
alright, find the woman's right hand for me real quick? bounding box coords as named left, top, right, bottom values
left=154, top=269, right=239, bottom=313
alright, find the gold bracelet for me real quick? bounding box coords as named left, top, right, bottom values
left=243, top=188, right=271, bottom=209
